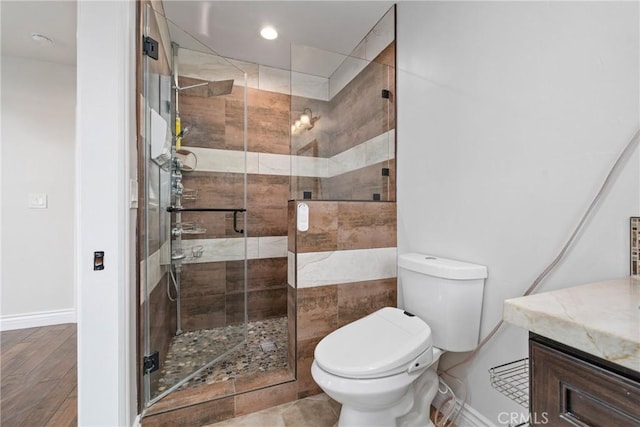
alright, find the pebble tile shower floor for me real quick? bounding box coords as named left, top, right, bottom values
left=158, top=317, right=289, bottom=392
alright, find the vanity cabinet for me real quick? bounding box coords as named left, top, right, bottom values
left=529, top=334, right=640, bottom=427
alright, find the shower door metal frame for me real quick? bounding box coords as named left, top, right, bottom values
left=141, top=3, right=172, bottom=408
left=141, top=5, right=249, bottom=409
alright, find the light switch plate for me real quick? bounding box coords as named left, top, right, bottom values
left=28, top=193, right=47, bottom=209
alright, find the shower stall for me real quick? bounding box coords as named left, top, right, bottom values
left=140, top=5, right=293, bottom=410
left=139, top=3, right=396, bottom=421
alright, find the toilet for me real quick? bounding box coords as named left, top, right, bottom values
left=311, top=253, right=487, bottom=427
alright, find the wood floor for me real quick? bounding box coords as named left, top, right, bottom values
left=1, top=324, right=77, bottom=426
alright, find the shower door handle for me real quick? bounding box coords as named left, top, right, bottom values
left=232, top=210, right=244, bottom=234
left=166, top=207, right=246, bottom=234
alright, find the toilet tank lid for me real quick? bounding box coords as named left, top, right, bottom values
left=398, top=253, right=488, bottom=280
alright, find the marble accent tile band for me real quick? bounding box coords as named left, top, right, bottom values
left=140, top=237, right=287, bottom=303
left=140, top=240, right=170, bottom=304
left=287, top=251, right=296, bottom=287
left=328, top=131, right=395, bottom=177
left=296, top=247, right=397, bottom=288
left=180, top=236, right=288, bottom=264
left=184, top=129, right=395, bottom=178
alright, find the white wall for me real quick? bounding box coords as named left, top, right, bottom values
left=76, top=1, right=137, bottom=425
left=397, top=1, right=639, bottom=424
left=1, top=56, right=76, bottom=327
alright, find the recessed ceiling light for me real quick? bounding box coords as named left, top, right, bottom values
left=260, top=26, right=278, bottom=40
left=31, top=33, right=54, bottom=46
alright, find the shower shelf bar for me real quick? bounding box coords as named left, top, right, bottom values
left=166, top=207, right=246, bottom=213
left=166, top=207, right=246, bottom=233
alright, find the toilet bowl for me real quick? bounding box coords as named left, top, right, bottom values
left=311, top=254, right=488, bottom=427
left=311, top=307, right=443, bottom=427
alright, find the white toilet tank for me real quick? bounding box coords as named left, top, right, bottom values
left=398, top=253, right=487, bottom=352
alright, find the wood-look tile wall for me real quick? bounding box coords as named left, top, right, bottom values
left=327, top=43, right=396, bottom=158
left=289, top=200, right=397, bottom=398
left=325, top=159, right=396, bottom=201
left=290, top=42, right=396, bottom=201
left=177, top=82, right=291, bottom=331
left=142, top=380, right=298, bottom=427
left=147, top=272, right=177, bottom=395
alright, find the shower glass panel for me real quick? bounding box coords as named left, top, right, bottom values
left=141, top=5, right=248, bottom=407
left=290, top=7, right=396, bottom=201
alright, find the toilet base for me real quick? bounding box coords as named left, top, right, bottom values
left=397, top=368, right=439, bottom=427
left=332, top=367, right=439, bottom=427
left=337, top=389, right=415, bottom=427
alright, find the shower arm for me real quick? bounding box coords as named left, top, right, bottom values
left=174, top=82, right=208, bottom=91
left=167, top=207, right=246, bottom=234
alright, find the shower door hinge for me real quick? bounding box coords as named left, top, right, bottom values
left=143, top=351, right=159, bottom=374
left=142, top=36, right=159, bottom=60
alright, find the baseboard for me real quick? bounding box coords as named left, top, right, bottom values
left=433, top=392, right=497, bottom=427
left=0, top=309, right=77, bottom=331
left=458, top=403, right=497, bottom=427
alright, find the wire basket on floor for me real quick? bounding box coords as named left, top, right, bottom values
left=489, top=358, right=529, bottom=408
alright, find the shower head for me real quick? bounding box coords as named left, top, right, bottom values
left=207, top=79, right=234, bottom=96
left=175, top=78, right=234, bottom=97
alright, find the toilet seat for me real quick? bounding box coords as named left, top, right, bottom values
left=314, top=307, right=433, bottom=379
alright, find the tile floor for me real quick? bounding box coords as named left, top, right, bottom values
left=206, top=393, right=341, bottom=427
left=202, top=392, right=454, bottom=427
left=158, top=317, right=289, bottom=393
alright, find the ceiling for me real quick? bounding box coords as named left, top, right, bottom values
left=162, top=1, right=394, bottom=72
left=0, top=1, right=393, bottom=71
left=1, top=1, right=77, bottom=65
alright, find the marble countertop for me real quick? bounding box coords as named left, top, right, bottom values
left=503, top=277, right=640, bottom=373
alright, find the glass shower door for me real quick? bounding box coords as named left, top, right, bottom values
left=141, top=4, right=248, bottom=407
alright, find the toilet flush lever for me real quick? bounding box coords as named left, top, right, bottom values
left=407, top=347, right=434, bottom=374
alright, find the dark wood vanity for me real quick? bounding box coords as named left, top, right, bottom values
left=504, top=277, right=640, bottom=426
left=529, top=334, right=640, bottom=426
